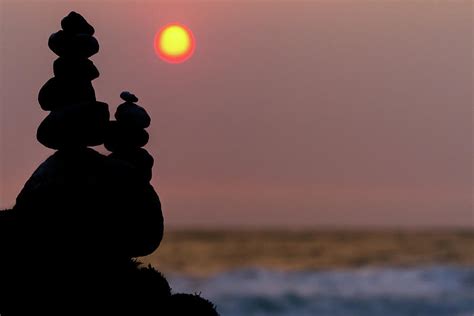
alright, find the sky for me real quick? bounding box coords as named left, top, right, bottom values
left=0, top=1, right=472, bottom=228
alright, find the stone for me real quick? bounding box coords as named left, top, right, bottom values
left=115, top=102, right=151, bottom=128
left=37, top=101, right=110, bottom=149
left=0, top=209, right=17, bottom=261
left=1, top=10, right=219, bottom=315
left=120, top=91, right=138, bottom=103
left=14, top=148, right=164, bottom=259
left=134, top=265, right=171, bottom=302
left=167, top=294, right=219, bottom=316
left=48, top=31, right=99, bottom=58
left=110, top=148, right=154, bottom=169
left=53, top=57, right=100, bottom=81
left=109, top=148, right=154, bottom=182
left=61, top=11, right=95, bottom=36
left=38, top=77, right=96, bottom=111
left=104, top=121, right=150, bottom=152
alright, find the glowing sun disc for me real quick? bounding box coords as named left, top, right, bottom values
left=155, top=23, right=195, bottom=64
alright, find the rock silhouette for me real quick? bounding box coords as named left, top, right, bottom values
left=0, top=11, right=218, bottom=315
left=106, top=92, right=154, bottom=182
left=37, top=11, right=105, bottom=149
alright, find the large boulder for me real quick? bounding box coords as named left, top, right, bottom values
left=14, top=148, right=164, bottom=259
left=109, top=148, right=154, bottom=182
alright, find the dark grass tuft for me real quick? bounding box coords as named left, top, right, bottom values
left=168, top=293, right=219, bottom=315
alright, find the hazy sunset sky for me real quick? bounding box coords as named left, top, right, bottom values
left=0, top=1, right=471, bottom=228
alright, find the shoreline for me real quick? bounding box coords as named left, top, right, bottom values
left=141, top=230, right=474, bottom=276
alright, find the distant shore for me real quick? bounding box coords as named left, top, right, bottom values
left=141, top=230, right=474, bottom=276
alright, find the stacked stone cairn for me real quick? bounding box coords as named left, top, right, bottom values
left=37, top=12, right=108, bottom=149
left=0, top=11, right=219, bottom=315
left=106, top=91, right=154, bottom=182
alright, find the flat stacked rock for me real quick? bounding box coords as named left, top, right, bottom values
left=37, top=11, right=108, bottom=149
left=105, top=91, right=154, bottom=182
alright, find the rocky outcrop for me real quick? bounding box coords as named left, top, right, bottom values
left=0, top=11, right=218, bottom=315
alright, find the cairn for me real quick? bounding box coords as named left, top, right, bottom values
left=37, top=11, right=108, bottom=149
left=106, top=91, right=154, bottom=182
left=0, top=11, right=218, bottom=315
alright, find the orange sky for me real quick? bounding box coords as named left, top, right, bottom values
left=0, top=1, right=472, bottom=228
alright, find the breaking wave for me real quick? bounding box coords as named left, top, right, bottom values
left=168, top=265, right=474, bottom=316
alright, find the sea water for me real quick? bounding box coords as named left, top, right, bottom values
left=169, top=266, right=474, bottom=316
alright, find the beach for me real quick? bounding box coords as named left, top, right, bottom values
left=143, top=230, right=474, bottom=275
left=141, top=230, right=474, bottom=316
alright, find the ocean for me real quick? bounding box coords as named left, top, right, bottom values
left=168, top=266, right=474, bottom=316
left=142, top=230, right=474, bottom=316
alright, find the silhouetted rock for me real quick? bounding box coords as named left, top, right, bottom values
left=15, top=148, right=163, bottom=258
left=61, top=11, right=95, bottom=35
left=105, top=92, right=155, bottom=185
left=115, top=102, right=151, bottom=128
left=105, top=93, right=154, bottom=182
left=109, top=148, right=154, bottom=182
left=135, top=264, right=172, bottom=302
left=38, top=77, right=96, bottom=110
left=120, top=91, right=139, bottom=103
left=104, top=121, right=149, bottom=151
left=37, top=101, right=109, bottom=149
left=48, top=31, right=99, bottom=58
left=53, top=57, right=99, bottom=81
left=109, top=148, right=154, bottom=169
left=167, top=294, right=219, bottom=316
left=0, top=209, right=16, bottom=262
left=0, top=10, right=219, bottom=316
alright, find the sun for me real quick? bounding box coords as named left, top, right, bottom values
left=155, top=23, right=195, bottom=64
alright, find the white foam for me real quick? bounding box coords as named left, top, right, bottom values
left=167, top=266, right=474, bottom=316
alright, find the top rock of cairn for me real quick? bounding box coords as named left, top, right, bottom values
left=120, top=91, right=139, bottom=103
left=48, top=11, right=98, bottom=58
left=61, top=11, right=95, bottom=35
